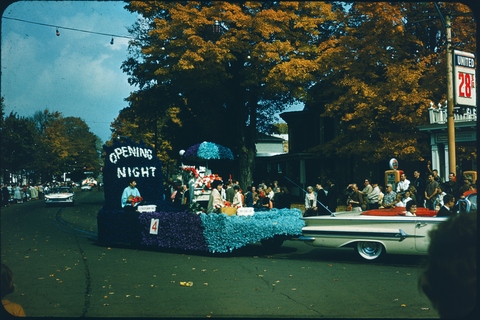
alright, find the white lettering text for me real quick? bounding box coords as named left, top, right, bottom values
left=117, top=166, right=157, bottom=179
left=109, top=146, right=154, bottom=164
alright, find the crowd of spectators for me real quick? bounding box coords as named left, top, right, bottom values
left=342, top=169, right=476, bottom=215
left=0, top=181, right=82, bottom=207
left=1, top=183, right=44, bottom=206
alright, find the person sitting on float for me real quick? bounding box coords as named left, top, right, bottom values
left=404, top=200, right=417, bottom=216
left=121, top=179, right=142, bottom=211
left=232, top=185, right=243, bottom=208
left=207, top=180, right=224, bottom=213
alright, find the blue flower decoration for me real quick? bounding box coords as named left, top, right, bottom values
left=184, top=141, right=233, bottom=160
left=101, top=202, right=304, bottom=254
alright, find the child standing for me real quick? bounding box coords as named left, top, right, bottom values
left=1, top=263, right=26, bottom=317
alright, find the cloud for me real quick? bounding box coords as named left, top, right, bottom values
left=1, top=1, right=138, bottom=142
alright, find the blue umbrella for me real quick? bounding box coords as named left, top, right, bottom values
left=183, top=141, right=234, bottom=161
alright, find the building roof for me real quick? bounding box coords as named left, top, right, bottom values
left=418, top=121, right=477, bottom=132
left=256, top=132, right=286, bottom=142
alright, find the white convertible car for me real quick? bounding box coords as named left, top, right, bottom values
left=44, top=186, right=75, bottom=206
left=299, top=194, right=476, bottom=261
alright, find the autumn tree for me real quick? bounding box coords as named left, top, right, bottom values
left=0, top=104, right=101, bottom=183
left=33, top=110, right=102, bottom=180
left=109, top=101, right=182, bottom=172
left=121, top=1, right=341, bottom=188
left=61, top=116, right=102, bottom=176
left=306, top=2, right=476, bottom=164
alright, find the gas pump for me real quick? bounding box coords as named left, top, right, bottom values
left=384, top=158, right=403, bottom=190
left=463, top=171, right=477, bottom=183
left=384, top=170, right=403, bottom=191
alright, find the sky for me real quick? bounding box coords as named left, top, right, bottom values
left=1, top=1, right=139, bottom=143
left=1, top=1, right=304, bottom=143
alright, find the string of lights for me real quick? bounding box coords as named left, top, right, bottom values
left=3, top=16, right=137, bottom=44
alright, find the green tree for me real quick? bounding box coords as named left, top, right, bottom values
left=121, top=1, right=341, bottom=188
left=0, top=110, right=39, bottom=182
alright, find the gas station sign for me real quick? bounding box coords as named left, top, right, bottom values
left=453, top=50, right=476, bottom=107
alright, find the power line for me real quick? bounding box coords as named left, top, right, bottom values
left=3, top=16, right=136, bottom=40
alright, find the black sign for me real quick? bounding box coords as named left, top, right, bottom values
left=102, top=137, right=163, bottom=210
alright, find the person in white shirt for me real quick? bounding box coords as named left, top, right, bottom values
left=232, top=185, right=243, bottom=208
left=401, top=190, right=413, bottom=206
left=396, top=173, right=410, bottom=194
left=207, top=180, right=224, bottom=213
left=404, top=200, right=417, bottom=216
left=395, top=193, right=405, bottom=207
left=434, top=185, right=447, bottom=210
left=366, top=181, right=381, bottom=209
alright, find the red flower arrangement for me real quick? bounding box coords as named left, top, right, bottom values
left=129, top=195, right=143, bottom=205
left=181, top=165, right=223, bottom=190
left=181, top=165, right=199, bottom=178
left=195, top=174, right=222, bottom=189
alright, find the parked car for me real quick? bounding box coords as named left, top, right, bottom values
left=44, top=186, right=75, bottom=206
left=455, top=193, right=477, bottom=214
left=81, top=184, right=92, bottom=191
left=298, top=204, right=471, bottom=261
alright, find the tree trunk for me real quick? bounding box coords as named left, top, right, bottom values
left=238, top=142, right=255, bottom=191
left=236, top=100, right=257, bottom=190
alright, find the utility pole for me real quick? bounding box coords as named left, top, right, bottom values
left=445, top=14, right=456, bottom=175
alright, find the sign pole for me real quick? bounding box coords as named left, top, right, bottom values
left=446, top=14, right=456, bottom=175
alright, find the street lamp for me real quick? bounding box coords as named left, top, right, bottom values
left=213, top=20, right=221, bottom=33
left=213, top=20, right=228, bottom=34
left=179, top=149, right=185, bottom=166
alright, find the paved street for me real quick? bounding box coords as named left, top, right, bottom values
left=1, top=190, right=438, bottom=318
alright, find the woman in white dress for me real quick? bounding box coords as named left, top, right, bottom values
left=304, top=186, right=317, bottom=216
left=13, top=185, right=22, bottom=203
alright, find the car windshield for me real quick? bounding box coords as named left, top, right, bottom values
left=49, top=187, right=73, bottom=194
left=469, top=194, right=477, bottom=211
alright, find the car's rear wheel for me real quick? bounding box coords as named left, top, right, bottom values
left=356, top=241, right=384, bottom=260
left=260, top=236, right=284, bottom=249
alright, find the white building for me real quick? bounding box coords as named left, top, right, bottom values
left=418, top=103, right=477, bottom=179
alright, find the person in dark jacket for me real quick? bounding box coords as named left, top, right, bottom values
left=272, top=186, right=291, bottom=209
left=315, top=183, right=329, bottom=215
left=1, top=184, right=10, bottom=207
left=412, top=170, right=426, bottom=207
left=244, top=185, right=254, bottom=207
left=436, top=194, right=456, bottom=217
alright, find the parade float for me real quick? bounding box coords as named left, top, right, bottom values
left=97, top=138, right=304, bottom=253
